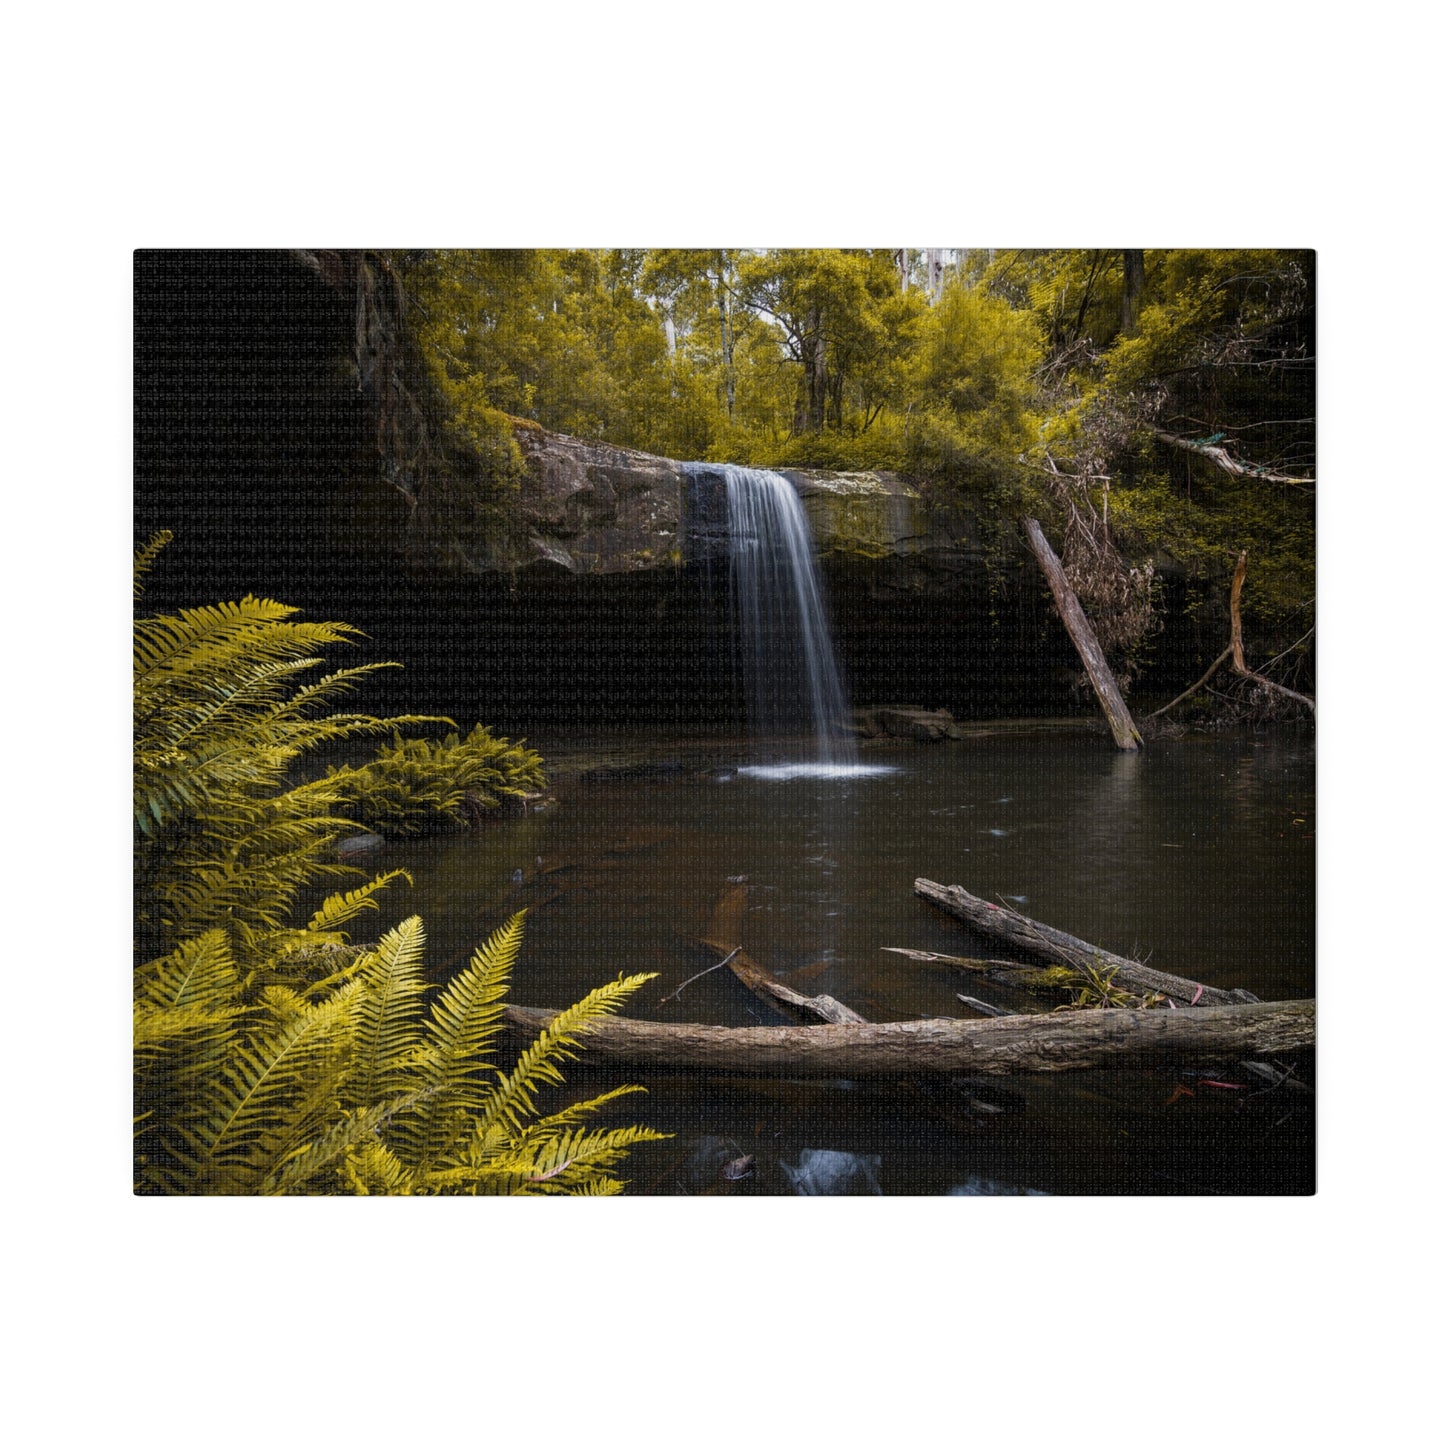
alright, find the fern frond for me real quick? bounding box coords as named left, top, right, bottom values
left=134, top=929, right=238, bottom=1014
left=434, top=1124, right=668, bottom=1196
left=307, top=871, right=412, bottom=935
left=397, top=912, right=526, bottom=1168
left=259, top=1100, right=400, bottom=1195
left=133, top=529, right=173, bottom=601
left=133, top=999, right=246, bottom=1054
left=265, top=663, right=409, bottom=722
left=342, top=1139, right=417, bottom=1196
left=507, top=1084, right=651, bottom=1141
left=348, top=917, right=429, bottom=1107
left=475, top=972, right=656, bottom=1140
left=172, top=984, right=356, bottom=1193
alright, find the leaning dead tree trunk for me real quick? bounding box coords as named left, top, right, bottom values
left=913, top=878, right=1256, bottom=1007
left=1022, top=517, right=1143, bottom=750
left=501, top=1000, right=1314, bottom=1078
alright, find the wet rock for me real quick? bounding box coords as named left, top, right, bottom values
left=419, top=426, right=990, bottom=593
left=677, top=1136, right=759, bottom=1194
left=498, top=789, right=554, bottom=817
left=334, top=830, right=386, bottom=859
left=947, top=1175, right=1049, bottom=1196
left=780, top=1148, right=882, bottom=1196
left=853, top=705, right=963, bottom=742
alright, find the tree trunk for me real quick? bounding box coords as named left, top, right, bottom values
left=807, top=305, right=827, bottom=431
left=1121, top=249, right=1145, bottom=334
left=1227, top=550, right=1317, bottom=713
left=716, top=254, right=735, bottom=420
left=913, top=878, right=1258, bottom=1007
left=1022, top=516, right=1143, bottom=750
left=500, top=999, right=1314, bottom=1078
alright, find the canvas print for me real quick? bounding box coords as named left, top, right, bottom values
left=133, top=248, right=1315, bottom=1195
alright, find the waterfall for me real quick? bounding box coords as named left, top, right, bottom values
left=687, top=463, right=888, bottom=779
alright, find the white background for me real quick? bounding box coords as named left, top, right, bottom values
left=2, top=3, right=1434, bottom=1439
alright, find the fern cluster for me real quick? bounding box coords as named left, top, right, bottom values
left=329, top=726, right=545, bottom=837
left=135, top=535, right=663, bottom=1195
left=135, top=912, right=663, bottom=1195
left=134, top=533, right=541, bottom=966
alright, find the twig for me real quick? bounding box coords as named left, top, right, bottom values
left=658, top=949, right=740, bottom=1005
left=1148, top=645, right=1232, bottom=718
left=956, top=994, right=1014, bottom=1018
left=1258, top=625, right=1316, bottom=674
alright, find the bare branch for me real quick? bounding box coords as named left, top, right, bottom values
left=1149, top=427, right=1315, bottom=486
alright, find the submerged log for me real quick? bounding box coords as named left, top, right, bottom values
left=956, top=995, right=1014, bottom=1018
left=1022, top=516, right=1142, bottom=750
left=914, top=878, right=1256, bottom=1008
left=881, top=947, right=1061, bottom=988
left=711, top=942, right=867, bottom=1025
left=701, top=882, right=868, bottom=1025
left=501, top=999, right=1314, bottom=1078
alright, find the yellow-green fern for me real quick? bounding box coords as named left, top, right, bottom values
left=135, top=537, right=662, bottom=1195
left=136, top=913, right=666, bottom=1196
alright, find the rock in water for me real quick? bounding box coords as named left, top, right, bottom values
left=780, top=1148, right=882, bottom=1196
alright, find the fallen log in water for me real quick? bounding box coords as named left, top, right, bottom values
left=700, top=882, right=868, bottom=1025
left=914, top=878, right=1256, bottom=1008
left=704, top=938, right=867, bottom=1024
left=500, top=999, right=1314, bottom=1078
left=881, top=947, right=1064, bottom=992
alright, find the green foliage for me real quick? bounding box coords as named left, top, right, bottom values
left=135, top=913, right=666, bottom=1195
left=133, top=539, right=544, bottom=964
left=135, top=539, right=662, bottom=1195
left=389, top=248, right=1313, bottom=675
left=326, top=725, right=545, bottom=837
left=1053, top=960, right=1163, bottom=1011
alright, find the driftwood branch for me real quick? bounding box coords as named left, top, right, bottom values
left=1022, top=517, right=1143, bottom=751
left=1148, top=645, right=1232, bottom=719
left=709, top=941, right=867, bottom=1026
left=500, top=1000, right=1314, bottom=1078
left=913, top=878, right=1257, bottom=1008
left=1149, top=427, right=1314, bottom=486
left=881, top=947, right=1067, bottom=994
left=699, top=883, right=868, bottom=1025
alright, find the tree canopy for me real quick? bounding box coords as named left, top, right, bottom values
left=388, top=247, right=1313, bottom=676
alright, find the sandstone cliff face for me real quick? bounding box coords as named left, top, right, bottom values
left=445, top=425, right=986, bottom=595
left=509, top=426, right=688, bottom=574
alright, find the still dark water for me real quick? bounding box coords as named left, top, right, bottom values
left=375, top=731, right=1315, bottom=1195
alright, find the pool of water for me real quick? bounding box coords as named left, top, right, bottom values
left=373, top=730, right=1315, bottom=1195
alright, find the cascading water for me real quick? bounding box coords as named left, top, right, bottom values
left=686, top=462, right=892, bottom=780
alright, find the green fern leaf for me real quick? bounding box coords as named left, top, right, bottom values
left=307, top=871, right=413, bottom=934
left=348, top=917, right=429, bottom=1107
left=475, top=972, right=656, bottom=1140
